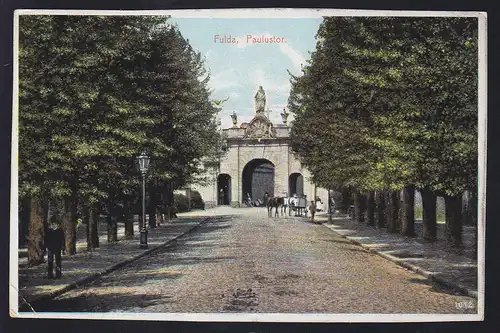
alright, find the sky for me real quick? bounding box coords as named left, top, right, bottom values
left=168, top=18, right=323, bottom=129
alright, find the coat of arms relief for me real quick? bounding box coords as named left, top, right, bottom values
left=245, top=117, right=275, bottom=138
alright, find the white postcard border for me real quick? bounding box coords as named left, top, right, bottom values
left=10, top=8, right=487, bottom=323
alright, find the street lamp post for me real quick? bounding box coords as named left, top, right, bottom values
left=137, top=152, right=150, bottom=249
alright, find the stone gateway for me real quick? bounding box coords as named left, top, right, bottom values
left=191, top=87, right=328, bottom=209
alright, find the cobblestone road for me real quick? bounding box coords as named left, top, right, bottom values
left=38, top=208, right=476, bottom=314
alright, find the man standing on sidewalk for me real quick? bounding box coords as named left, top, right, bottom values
left=309, top=200, right=316, bottom=223
left=45, top=218, right=65, bottom=279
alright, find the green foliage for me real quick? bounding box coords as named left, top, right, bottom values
left=288, top=17, right=477, bottom=196
left=19, top=16, right=220, bottom=209
left=190, top=190, right=205, bottom=210
left=174, top=193, right=190, bottom=213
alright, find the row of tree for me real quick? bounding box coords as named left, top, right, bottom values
left=19, top=16, right=221, bottom=265
left=289, top=17, right=478, bottom=247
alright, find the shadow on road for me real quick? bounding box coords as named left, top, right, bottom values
left=34, top=292, right=175, bottom=312
left=29, top=215, right=237, bottom=312
left=406, top=277, right=471, bottom=298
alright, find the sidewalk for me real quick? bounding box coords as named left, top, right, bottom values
left=315, top=213, right=478, bottom=298
left=16, top=208, right=231, bottom=311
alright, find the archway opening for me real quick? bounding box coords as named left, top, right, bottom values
left=217, top=174, right=231, bottom=205
left=242, top=159, right=275, bottom=204
left=289, top=173, right=304, bottom=197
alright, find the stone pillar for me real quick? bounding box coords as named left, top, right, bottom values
left=230, top=159, right=239, bottom=208
left=237, top=144, right=241, bottom=206
left=287, top=146, right=291, bottom=196
left=274, top=147, right=288, bottom=197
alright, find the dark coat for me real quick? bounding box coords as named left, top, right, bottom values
left=45, top=228, right=65, bottom=252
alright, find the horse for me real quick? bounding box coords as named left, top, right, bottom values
left=267, top=196, right=285, bottom=217
left=282, top=196, right=292, bottom=216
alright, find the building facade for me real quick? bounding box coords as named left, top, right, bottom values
left=192, top=87, right=328, bottom=209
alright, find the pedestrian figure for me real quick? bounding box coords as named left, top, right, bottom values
left=315, top=197, right=323, bottom=212
left=45, top=219, right=65, bottom=279
left=219, top=188, right=224, bottom=205
left=245, top=193, right=254, bottom=207
left=309, top=200, right=316, bottom=223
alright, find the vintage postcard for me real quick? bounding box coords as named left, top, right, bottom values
left=10, top=8, right=486, bottom=322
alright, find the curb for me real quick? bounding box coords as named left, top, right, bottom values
left=21, top=216, right=211, bottom=311
left=320, top=222, right=478, bottom=300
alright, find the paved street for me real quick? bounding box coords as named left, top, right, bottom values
left=36, top=208, right=476, bottom=314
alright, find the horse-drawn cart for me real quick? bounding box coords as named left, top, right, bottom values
left=288, top=196, right=308, bottom=216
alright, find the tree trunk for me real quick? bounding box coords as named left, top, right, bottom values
left=461, top=192, right=468, bottom=226
left=148, top=211, right=156, bottom=229
left=158, top=192, right=165, bottom=226
left=148, top=188, right=157, bottom=229
left=366, top=191, right=375, bottom=226
left=358, top=193, right=366, bottom=223
left=89, top=206, right=99, bottom=248
left=386, top=191, right=400, bottom=233
left=471, top=189, right=478, bottom=257
left=124, top=200, right=134, bottom=240
left=107, top=200, right=118, bottom=243
left=353, top=191, right=361, bottom=222
left=62, top=196, right=77, bottom=255
left=165, top=206, right=171, bottom=222
left=444, top=194, right=463, bottom=248
left=19, top=197, right=31, bottom=248
left=83, top=204, right=91, bottom=251
left=375, top=190, right=386, bottom=228
left=462, top=191, right=475, bottom=226
left=385, top=192, right=395, bottom=232
left=165, top=188, right=175, bottom=220
left=421, top=188, right=437, bottom=241
left=401, top=185, right=416, bottom=237
left=341, top=188, right=351, bottom=214
left=108, top=218, right=118, bottom=242
left=27, top=196, right=46, bottom=266
left=107, top=214, right=118, bottom=243
left=43, top=199, right=49, bottom=231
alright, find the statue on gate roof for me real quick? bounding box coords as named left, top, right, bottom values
left=254, top=86, right=266, bottom=114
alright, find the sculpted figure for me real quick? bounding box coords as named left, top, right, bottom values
left=231, top=111, right=237, bottom=127
left=254, top=86, right=266, bottom=113
left=281, top=108, right=289, bottom=125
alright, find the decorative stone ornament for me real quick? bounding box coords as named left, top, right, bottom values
left=245, top=115, right=274, bottom=139
left=281, top=108, right=289, bottom=125
left=231, top=111, right=238, bottom=127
